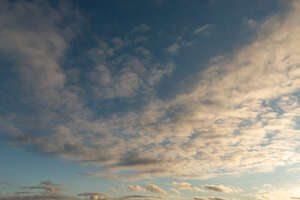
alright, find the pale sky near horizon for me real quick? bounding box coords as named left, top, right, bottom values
left=1, top=0, right=300, bottom=200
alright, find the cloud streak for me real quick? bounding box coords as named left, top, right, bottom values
left=172, top=182, right=204, bottom=192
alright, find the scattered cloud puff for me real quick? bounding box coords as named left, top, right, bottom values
left=127, top=185, right=147, bottom=193
left=1, top=0, right=300, bottom=183
left=145, top=184, right=167, bottom=194
left=172, top=182, right=204, bottom=192
left=245, top=19, right=257, bottom=29
left=167, top=43, right=180, bottom=53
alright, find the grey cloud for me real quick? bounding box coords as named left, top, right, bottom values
left=87, top=48, right=174, bottom=100
left=167, top=43, right=180, bottom=53
left=193, top=24, right=211, bottom=35
left=23, top=181, right=64, bottom=195
left=131, top=24, right=151, bottom=33
left=203, top=185, right=239, bottom=193
left=117, top=154, right=162, bottom=167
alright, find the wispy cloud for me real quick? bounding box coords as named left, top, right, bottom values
left=194, top=197, right=228, bottom=200
left=203, top=185, right=241, bottom=193
left=193, top=24, right=211, bottom=35
left=172, top=182, right=204, bottom=192
left=131, top=24, right=151, bottom=33
left=169, top=188, right=180, bottom=195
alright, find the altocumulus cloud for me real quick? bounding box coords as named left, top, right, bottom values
left=1, top=0, right=300, bottom=183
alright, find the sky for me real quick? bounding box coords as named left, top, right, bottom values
left=1, top=0, right=300, bottom=199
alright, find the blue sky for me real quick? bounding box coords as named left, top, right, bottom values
left=1, top=0, right=300, bottom=200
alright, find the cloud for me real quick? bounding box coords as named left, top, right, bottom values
left=167, top=43, right=180, bottom=53
left=2, top=0, right=300, bottom=183
left=169, top=188, right=180, bottom=195
left=194, top=197, right=227, bottom=200
left=193, top=24, right=210, bottom=35
left=244, top=18, right=257, bottom=29
left=251, top=183, right=300, bottom=200
left=87, top=44, right=174, bottom=100
left=108, top=189, right=118, bottom=193
left=113, top=195, right=161, bottom=200
left=23, top=181, right=64, bottom=195
left=203, top=185, right=240, bottom=193
left=145, top=184, right=167, bottom=194
left=172, top=182, right=204, bottom=192
left=128, top=185, right=147, bottom=193
left=78, top=192, right=110, bottom=200
left=286, top=167, right=300, bottom=172
left=0, top=194, right=78, bottom=200
left=131, top=24, right=151, bottom=33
